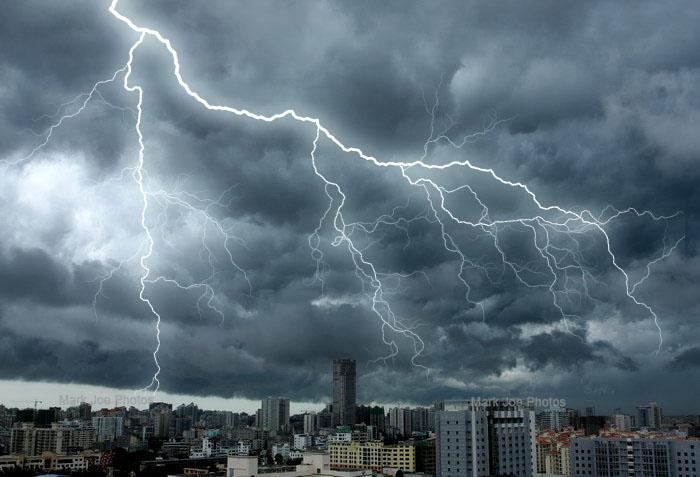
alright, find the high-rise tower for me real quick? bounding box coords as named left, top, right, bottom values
left=332, top=358, right=356, bottom=426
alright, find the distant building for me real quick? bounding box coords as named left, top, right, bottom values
left=35, top=408, right=61, bottom=427
left=355, top=406, right=385, bottom=435
left=579, top=415, right=607, bottom=436
left=637, top=402, right=663, bottom=430
left=536, top=429, right=578, bottom=475
left=332, top=359, right=356, bottom=427
left=435, top=400, right=536, bottom=477
left=389, top=408, right=413, bottom=437
left=10, top=423, right=76, bottom=455
left=153, top=409, right=172, bottom=438
left=537, top=409, right=570, bottom=432
left=92, top=416, right=124, bottom=442
left=571, top=436, right=698, bottom=476
left=613, top=414, right=632, bottom=432
left=261, top=397, right=291, bottom=433
left=176, top=402, right=199, bottom=423
left=226, top=452, right=371, bottom=477
left=15, top=409, right=36, bottom=424
left=0, top=452, right=99, bottom=473
left=566, top=408, right=580, bottom=429
left=329, top=441, right=415, bottom=472
left=304, top=413, right=319, bottom=434
left=78, top=402, right=92, bottom=421
left=149, top=402, right=173, bottom=413
left=295, top=434, right=314, bottom=451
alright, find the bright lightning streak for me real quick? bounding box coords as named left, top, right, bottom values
left=120, top=32, right=166, bottom=393
left=8, top=0, right=684, bottom=392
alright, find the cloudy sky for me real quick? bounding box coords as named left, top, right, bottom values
left=1, top=0, right=700, bottom=414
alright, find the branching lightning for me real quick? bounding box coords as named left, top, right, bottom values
left=6, top=0, right=685, bottom=393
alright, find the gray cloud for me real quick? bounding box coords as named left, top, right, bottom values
left=0, top=0, right=699, bottom=412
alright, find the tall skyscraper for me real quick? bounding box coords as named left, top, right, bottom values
left=332, top=358, right=356, bottom=427
left=261, top=397, right=290, bottom=433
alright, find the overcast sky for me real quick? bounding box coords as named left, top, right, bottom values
left=1, top=0, right=700, bottom=415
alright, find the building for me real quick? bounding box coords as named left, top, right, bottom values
left=536, top=430, right=576, bottom=476
left=332, top=359, right=356, bottom=427
left=226, top=452, right=371, bottom=477
left=261, top=397, right=291, bottom=433
left=328, top=432, right=352, bottom=444
left=613, top=414, right=632, bottom=432
left=638, top=402, right=663, bottom=430
left=435, top=400, right=536, bottom=477
left=176, top=403, right=200, bottom=423
left=570, top=436, right=698, bottom=477
left=0, top=452, right=99, bottom=472
left=537, top=409, right=570, bottom=432
left=329, top=441, right=415, bottom=472
left=153, top=408, right=173, bottom=438
left=579, top=415, right=607, bottom=436
left=304, top=413, right=319, bottom=434
left=272, top=443, right=304, bottom=462
left=10, top=424, right=73, bottom=455
left=15, top=409, right=35, bottom=424
left=92, top=416, right=124, bottom=442
left=67, top=425, right=96, bottom=451
left=389, top=408, right=413, bottom=437
left=35, top=408, right=61, bottom=426
left=78, top=402, right=92, bottom=421
left=295, top=434, right=314, bottom=451
left=414, top=438, right=436, bottom=475
left=355, top=406, right=386, bottom=436
left=412, top=407, right=432, bottom=433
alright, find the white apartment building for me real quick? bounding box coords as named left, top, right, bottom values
left=436, top=401, right=536, bottom=477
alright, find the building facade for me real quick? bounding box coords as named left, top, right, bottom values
left=436, top=401, right=536, bottom=477
left=10, top=424, right=75, bottom=455
left=92, top=416, right=124, bottom=442
left=332, top=359, right=356, bottom=427
left=329, top=441, right=415, bottom=472
left=261, top=397, right=291, bottom=434
left=304, top=413, right=319, bottom=434
left=571, top=437, right=698, bottom=477
left=637, top=403, right=663, bottom=430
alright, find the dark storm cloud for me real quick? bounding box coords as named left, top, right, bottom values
left=521, top=331, right=639, bottom=372
left=1, top=0, right=699, bottom=411
left=668, top=347, right=700, bottom=371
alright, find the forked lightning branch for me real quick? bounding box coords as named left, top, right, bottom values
left=6, top=0, right=684, bottom=394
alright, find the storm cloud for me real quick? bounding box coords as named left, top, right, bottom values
left=1, top=0, right=699, bottom=413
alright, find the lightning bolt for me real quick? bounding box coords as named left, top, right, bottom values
left=6, top=0, right=684, bottom=393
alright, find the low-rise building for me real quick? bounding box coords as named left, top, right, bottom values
left=329, top=441, right=415, bottom=472
left=294, top=434, right=314, bottom=451
left=0, top=451, right=99, bottom=472
left=227, top=452, right=371, bottom=477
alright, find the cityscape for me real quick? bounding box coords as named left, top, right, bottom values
left=0, top=359, right=699, bottom=477
left=2, top=1, right=700, bottom=477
